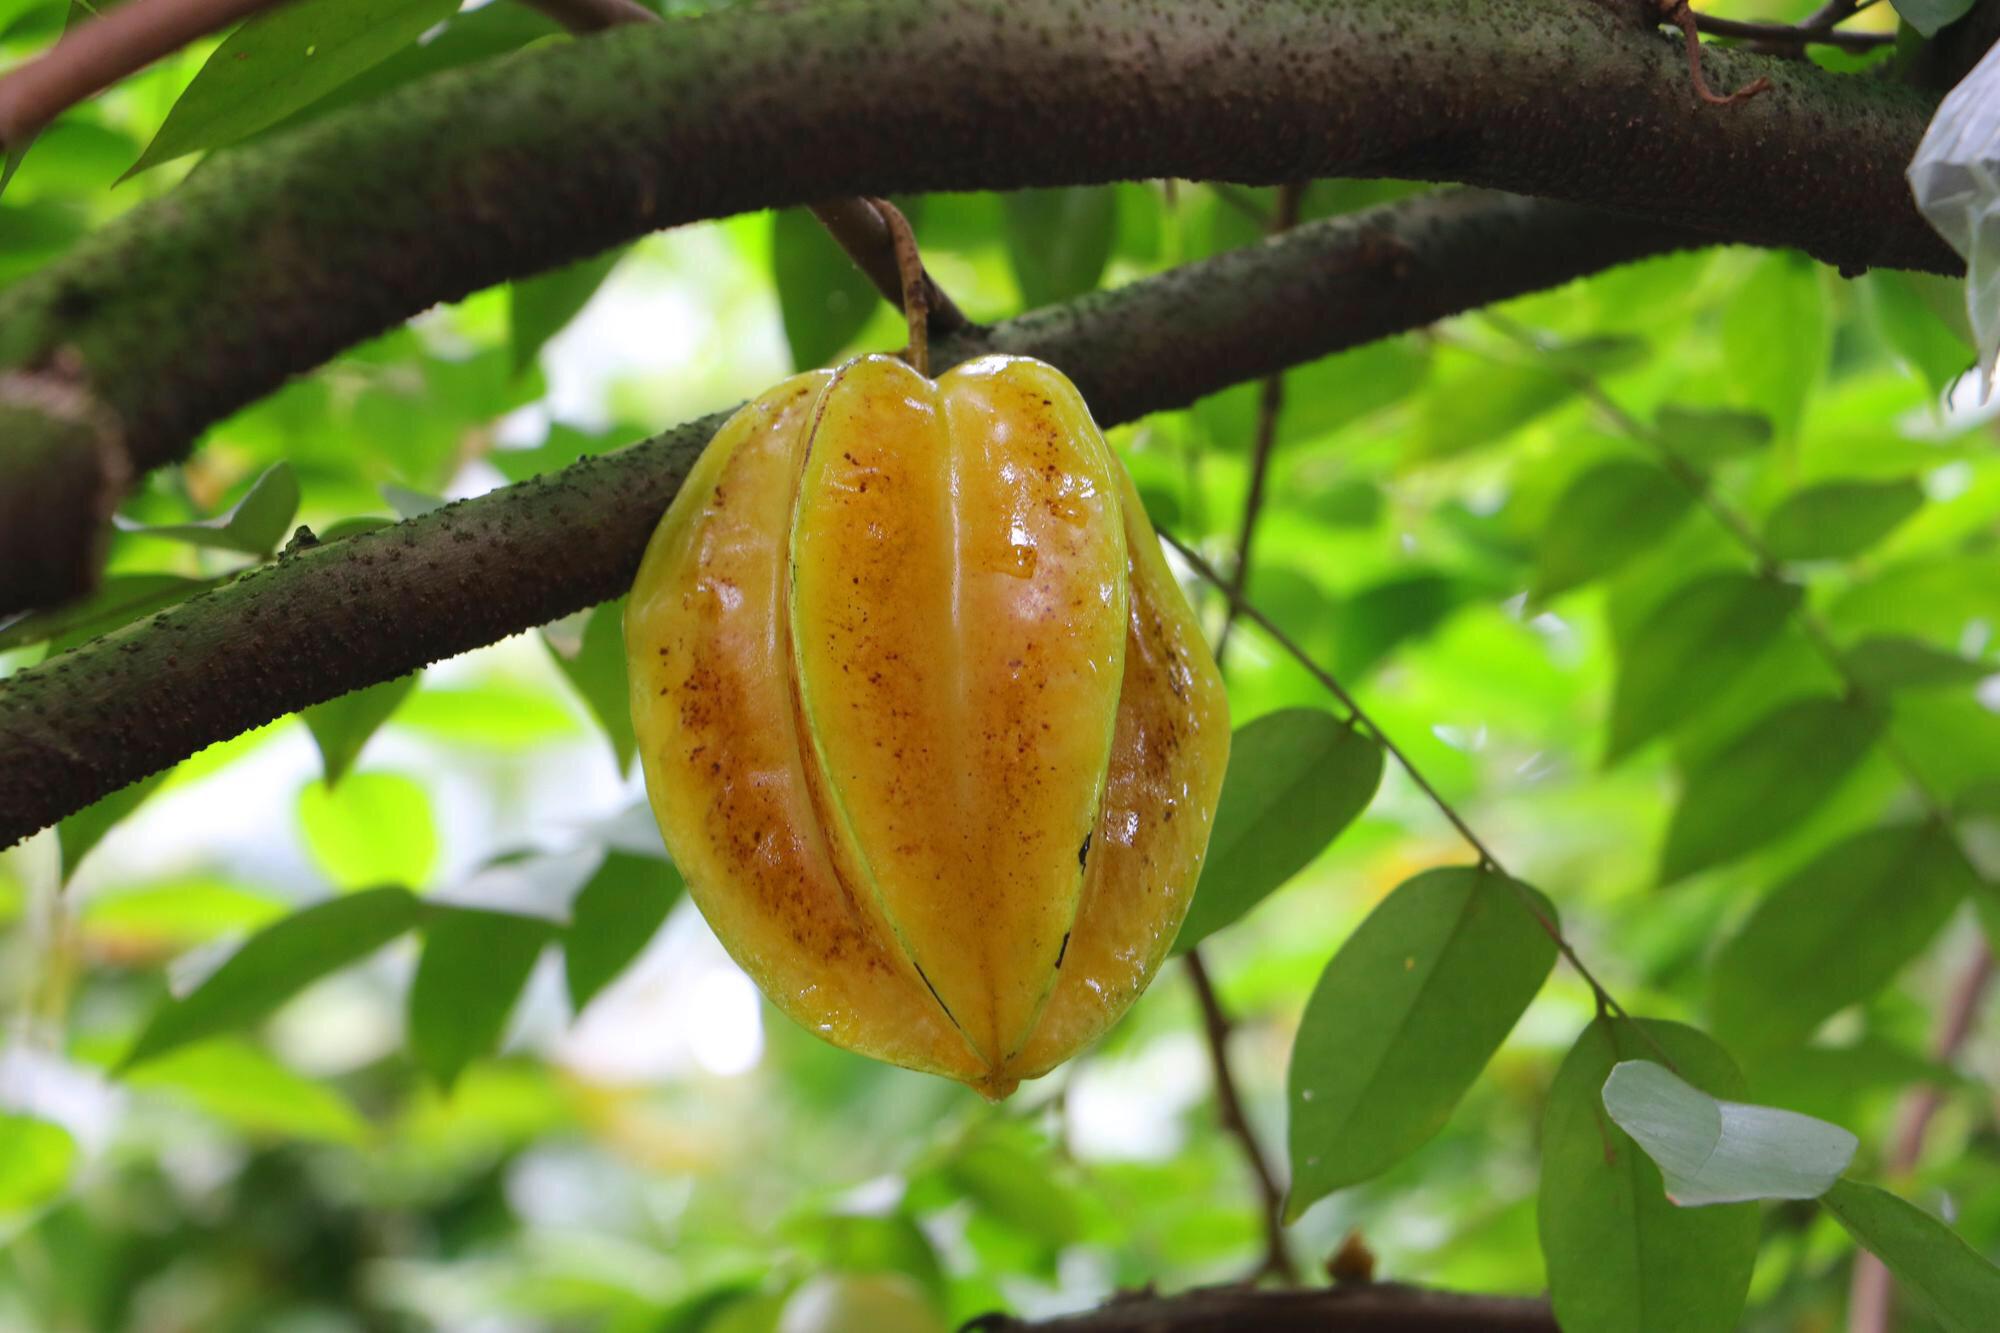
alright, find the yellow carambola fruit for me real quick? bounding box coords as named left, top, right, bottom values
left=625, top=354, right=1228, bottom=1097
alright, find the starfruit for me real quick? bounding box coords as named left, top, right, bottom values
left=625, top=354, right=1228, bottom=1097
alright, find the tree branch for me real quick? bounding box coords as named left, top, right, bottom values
left=0, top=0, right=1953, bottom=612
left=968, top=1283, right=1555, bottom=1332
left=0, top=189, right=1701, bottom=845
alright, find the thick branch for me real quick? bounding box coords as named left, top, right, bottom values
left=0, top=190, right=1699, bottom=844
left=0, top=0, right=1953, bottom=613
left=972, top=1283, right=1555, bottom=1332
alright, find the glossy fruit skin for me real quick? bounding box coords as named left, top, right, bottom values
left=626, top=354, right=1228, bottom=1097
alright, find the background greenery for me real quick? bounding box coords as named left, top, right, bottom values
left=1, top=0, right=1996, bottom=1329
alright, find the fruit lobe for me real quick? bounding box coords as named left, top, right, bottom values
left=626, top=353, right=1228, bottom=1096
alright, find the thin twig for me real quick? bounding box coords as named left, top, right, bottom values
left=1847, top=941, right=1995, bottom=1333
left=1692, top=7, right=1893, bottom=54
left=1660, top=1, right=1774, bottom=105
left=867, top=196, right=932, bottom=375
left=1184, top=951, right=1299, bottom=1284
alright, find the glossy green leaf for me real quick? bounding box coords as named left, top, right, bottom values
left=509, top=247, right=626, bottom=374
left=1532, top=461, right=1693, bottom=601
left=564, top=850, right=683, bottom=1014
left=1660, top=696, right=1885, bottom=884
left=59, top=772, right=167, bottom=883
left=0, top=1113, right=75, bottom=1217
left=1601, top=1060, right=1855, bottom=1205
left=126, top=1038, right=369, bottom=1144
left=1540, top=1019, right=1757, bottom=1333
left=1653, top=406, right=1772, bottom=464
left=127, top=0, right=460, bottom=176
left=1287, top=866, right=1557, bottom=1211
left=122, top=886, right=422, bottom=1070
left=1823, top=1178, right=2000, bottom=1332
left=298, top=771, right=438, bottom=890
left=409, top=905, right=553, bottom=1090
left=543, top=599, right=636, bottom=774
left=1174, top=711, right=1382, bottom=953
left=0, top=573, right=208, bottom=652
left=114, top=462, right=300, bottom=557
left=1763, top=478, right=1923, bottom=562
left=1721, top=253, right=1826, bottom=441
left=1002, top=187, right=1117, bottom=308
left=1711, top=823, right=1975, bottom=1054
left=1845, top=635, right=1992, bottom=693
left=301, top=672, right=419, bottom=787
left=772, top=206, right=880, bottom=370
left=1890, top=0, right=1979, bottom=38
left=1607, top=572, right=1802, bottom=762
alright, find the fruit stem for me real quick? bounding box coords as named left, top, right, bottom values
left=868, top=196, right=931, bottom=377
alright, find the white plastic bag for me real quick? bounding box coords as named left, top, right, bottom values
left=1907, top=36, right=2000, bottom=397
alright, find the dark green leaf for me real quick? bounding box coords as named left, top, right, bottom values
left=509, top=247, right=626, bottom=374
left=1607, top=572, right=1802, bottom=762
left=122, top=887, right=422, bottom=1070
left=564, top=850, right=683, bottom=1014
left=126, top=0, right=461, bottom=176
left=59, top=773, right=167, bottom=884
left=1540, top=1019, right=1757, bottom=1333
left=1332, top=572, right=1467, bottom=680
left=1890, top=0, right=1979, bottom=38
left=1720, top=253, right=1826, bottom=441
left=1287, top=866, right=1557, bottom=1211
left=1763, top=478, right=1923, bottom=562
left=409, top=905, right=553, bottom=1090
left=1660, top=696, right=1885, bottom=884
left=1822, top=1178, right=2000, bottom=1332
left=1001, top=187, right=1117, bottom=308
left=1846, top=635, right=1992, bottom=693
left=1532, top=461, right=1693, bottom=601
left=1601, top=1060, right=1856, bottom=1205
left=772, top=206, right=879, bottom=370
left=1173, top=710, right=1383, bottom=953
left=1653, top=406, right=1772, bottom=463
left=0, top=573, right=208, bottom=652
left=1412, top=359, right=1572, bottom=461
left=1538, top=334, right=1647, bottom=377
left=1710, top=823, right=1975, bottom=1054
left=302, top=673, right=419, bottom=787
left=114, top=462, right=300, bottom=557
left=542, top=599, right=636, bottom=774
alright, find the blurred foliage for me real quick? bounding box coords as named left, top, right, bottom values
left=0, top=0, right=1997, bottom=1330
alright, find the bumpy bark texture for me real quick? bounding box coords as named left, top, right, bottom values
left=0, top=191, right=1698, bottom=845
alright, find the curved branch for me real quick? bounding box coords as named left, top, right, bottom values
left=0, top=189, right=1699, bottom=845
left=0, top=0, right=1952, bottom=612
left=973, top=1282, right=1555, bottom=1331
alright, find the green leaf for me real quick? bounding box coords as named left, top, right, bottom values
left=1823, top=1179, right=2000, bottom=1332
left=126, top=0, right=461, bottom=177
left=1890, top=0, right=1979, bottom=38
left=1607, top=572, right=1803, bottom=762
left=122, top=886, right=422, bottom=1070
left=1173, top=710, right=1382, bottom=953
left=509, top=247, right=626, bottom=375
left=1721, top=253, right=1826, bottom=441
left=0, top=573, right=208, bottom=652
left=1532, top=461, right=1693, bottom=601
left=543, top=599, right=637, bottom=774
left=59, top=772, right=167, bottom=884
left=301, top=673, right=418, bottom=787
left=0, top=1113, right=75, bottom=1218
left=1001, top=187, right=1117, bottom=308
left=1332, top=571, right=1467, bottom=680
left=1710, top=823, right=1975, bottom=1054
left=565, top=850, right=683, bottom=1014
left=1653, top=406, right=1772, bottom=464
left=1846, top=635, right=1992, bottom=693
left=1866, top=271, right=1975, bottom=396
left=772, top=206, right=879, bottom=370
left=1601, top=1060, right=1856, bottom=1206
left=1763, top=478, right=1923, bottom=562
left=1412, top=358, right=1572, bottom=461
left=114, top=462, right=300, bottom=557
left=297, top=771, right=438, bottom=890
left=1540, top=1019, right=1757, bottom=1333
left=125, top=1038, right=369, bottom=1144
left=1660, top=696, right=1885, bottom=884
left=1538, top=334, right=1648, bottom=378
left=82, top=876, right=288, bottom=950
left=409, top=905, right=553, bottom=1090
left=1287, top=866, right=1557, bottom=1211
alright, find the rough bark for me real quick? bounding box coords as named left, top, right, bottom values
left=0, top=0, right=1955, bottom=611
left=0, top=190, right=1699, bottom=845
left=972, top=1283, right=1556, bottom=1332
